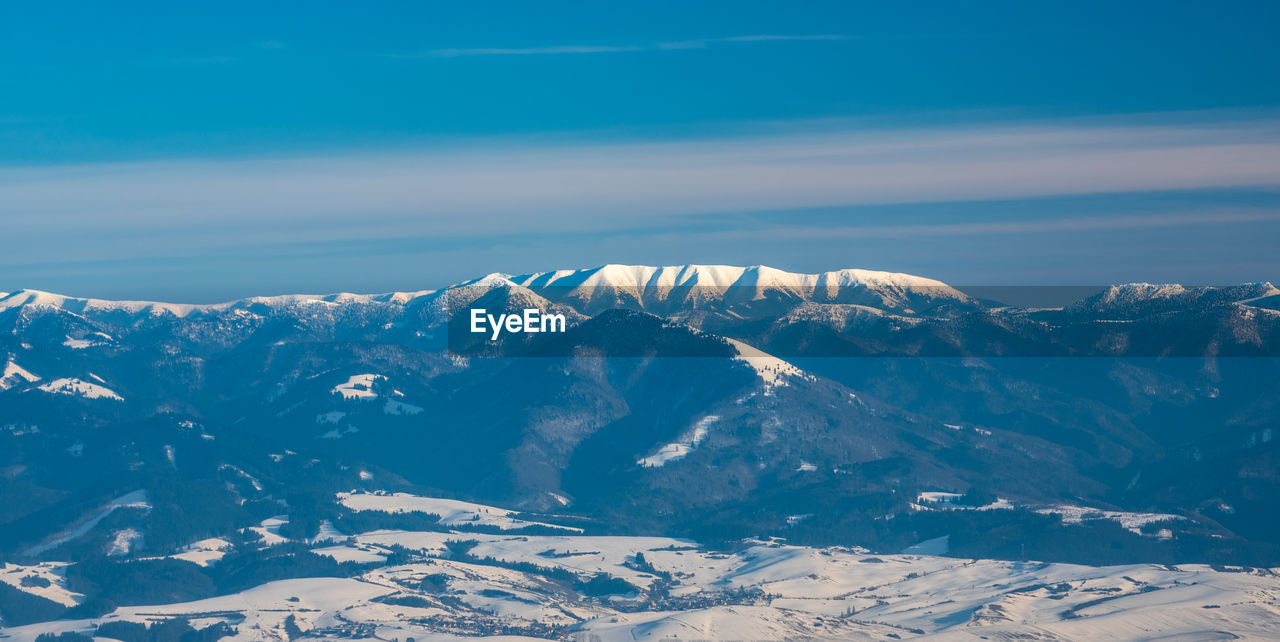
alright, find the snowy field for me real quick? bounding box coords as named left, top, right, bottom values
left=5, top=492, right=1279, bottom=641
left=338, top=491, right=583, bottom=532
left=35, top=377, right=123, bottom=401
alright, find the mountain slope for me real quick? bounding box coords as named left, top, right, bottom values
left=1, top=265, right=1279, bottom=576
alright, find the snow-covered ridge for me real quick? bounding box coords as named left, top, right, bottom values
left=0, top=265, right=960, bottom=318
left=512, top=264, right=953, bottom=291
left=36, top=377, right=123, bottom=401
left=726, top=338, right=811, bottom=389
left=509, top=264, right=968, bottom=307
left=6, top=270, right=1276, bottom=320
left=1, top=358, right=41, bottom=390
left=1069, top=281, right=1280, bottom=313
left=0, top=287, right=438, bottom=319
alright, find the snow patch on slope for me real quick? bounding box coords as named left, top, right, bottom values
left=0, top=562, right=84, bottom=607
left=338, top=491, right=581, bottom=532
left=246, top=516, right=290, bottom=546
left=1037, top=504, right=1185, bottom=535
left=637, top=415, right=719, bottom=468
left=36, top=377, right=123, bottom=401
left=23, top=491, right=150, bottom=556
left=333, top=374, right=384, bottom=400
left=1, top=359, right=40, bottom=390
left=316, top=410, right=346, bottom=424
left=725, top=338, right=809, bottom=389
left=62, top=335, right=111, bottom=349
left=106, top=528, right=142, bottom=556
left=383, top=399, right=423, bottom=415
left=168, top=538, right=233, bottom=567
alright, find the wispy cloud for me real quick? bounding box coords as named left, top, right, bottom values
left=424, top=44, right=646, bottom=58
left=2, top=111, right=1279, bottom=285
left=706, top=209, right=1280, bottom=241
left=406, top=34, right=851, bottom=58
left=717, top=34, right=850, bottom=43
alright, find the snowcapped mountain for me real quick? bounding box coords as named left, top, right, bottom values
left=0, top=263, right=969, bottom=330
left=512, top=264, right=955, bottom=292
left=3, top=265, right=1272, bottom=329
left=0, top=288, right=440, bottom=319
left=0, top=263, right=967, bottom=322
left=508, top=264, right=974, bottom=314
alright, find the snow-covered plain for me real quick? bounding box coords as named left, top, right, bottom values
left=11, top=528, right=1280, bottom=641
left=6, top=490, right=1279, bottom=641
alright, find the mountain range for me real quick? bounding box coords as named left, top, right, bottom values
left=1, top=265, right=1279, bottom=637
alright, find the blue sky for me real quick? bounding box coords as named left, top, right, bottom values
left=2, top=1, right=1279, bottom=301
